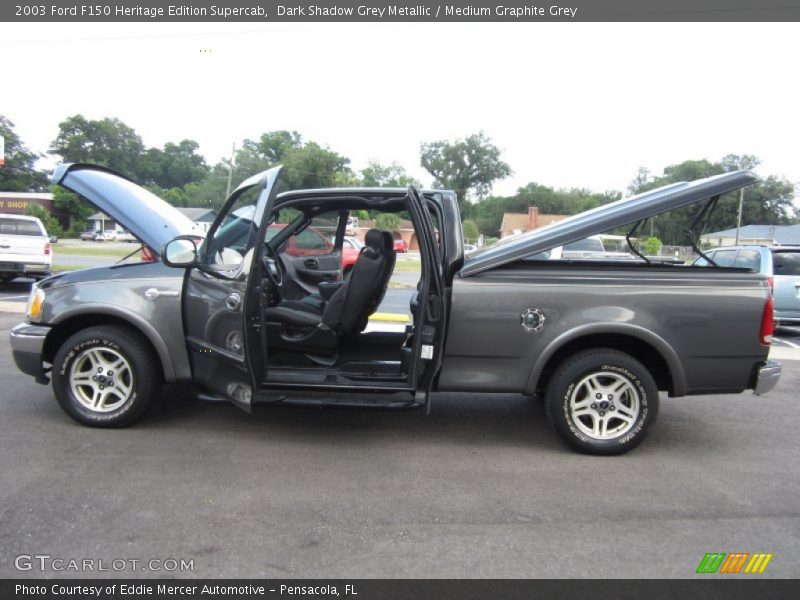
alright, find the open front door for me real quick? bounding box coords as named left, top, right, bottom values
left=182, top=167, right=281, bottom=411
left=407, top=187, right=447, bottom=405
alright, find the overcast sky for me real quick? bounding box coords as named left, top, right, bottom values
left=2, top=22, right=798, bottom=199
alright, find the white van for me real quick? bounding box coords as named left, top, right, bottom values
left=0, top=214, right=52, bottom=282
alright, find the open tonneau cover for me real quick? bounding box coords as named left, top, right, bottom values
left=461, top=170, right=759, bottom=277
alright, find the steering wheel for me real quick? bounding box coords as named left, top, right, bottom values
left=262, top=243, right=285, bottom=289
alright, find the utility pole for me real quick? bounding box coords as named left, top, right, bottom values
left=735, top=187, right=744, bottom=245
left=225, top=142, right=236, bottom=199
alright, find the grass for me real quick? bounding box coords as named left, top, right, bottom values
left=393, top=260, right=421, bottom=272
left=53, top=264, right=91, bottom=272
left=54, top=245, right=136, bottom=258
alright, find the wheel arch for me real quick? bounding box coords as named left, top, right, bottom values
left=527, top=323, right=687, bottom=397
left=43, top=307, right=176, bottom=382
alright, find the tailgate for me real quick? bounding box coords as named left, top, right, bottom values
left=0, top=233, right=47, bottom=257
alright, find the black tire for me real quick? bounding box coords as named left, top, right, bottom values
left=52, top=325, right=162, bottom=427
left=0, top=274, right=15, bottom=283
left=545, top=348, right=659, bottom=455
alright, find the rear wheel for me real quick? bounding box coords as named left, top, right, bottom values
left=52, top=325, right=162, bottom=427
left=545, top=349, right=659, bottom=455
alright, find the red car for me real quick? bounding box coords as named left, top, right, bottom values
left=393, top=238, right=409, bottom=253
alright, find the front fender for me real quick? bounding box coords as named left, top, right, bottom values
left=50, top=304, right=179, bottom=382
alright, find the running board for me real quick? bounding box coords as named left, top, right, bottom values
left=254, top=389, right=424, bottom=410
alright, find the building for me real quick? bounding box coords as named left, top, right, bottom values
left=353, top=219, right=419, bottom=250
left=0, top=192, right=70, bottom=228
left=500, top=207, right=568, bottom=238
left=700, top=224, right=800, bottom=247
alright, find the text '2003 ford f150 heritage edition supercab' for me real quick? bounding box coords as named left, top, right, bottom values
left=10, top=164, right=781, bottom=454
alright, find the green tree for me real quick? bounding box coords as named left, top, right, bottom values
left=248, top=130, right=302, bottom=163
left=49, top=115, right=146, bottom=180
left=360, top=160, right=420, bottom=188
left=375, top=213, right=401, bottom=230
left=420, top=131, right=512, bottom=210
left=629, top=155, right=796, bottom=245
left=229, top=133, right=354, bottom=192
left=51, top=185, right=94, bottom=234
left=642, top=236, right=663, bottom=256
left=141, top=140, right=208, bottom=189
left=25, top=203, right=63, bottom=237
left=182, top=163, right=231, bottom=209
left=462, top=219, right=480, bottom=243
left=0, top=116, right=48, bottom=191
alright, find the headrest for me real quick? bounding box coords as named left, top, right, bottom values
left=365, top=229, right=384, bottom=250
left=381, top=231, right=395, bottom=253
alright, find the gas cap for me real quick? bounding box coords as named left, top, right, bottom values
left=520, top=308, right=545, bottom=333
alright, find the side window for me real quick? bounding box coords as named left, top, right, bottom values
left=734, top=249, right=761, bottom=271
left=203, top=186, right=263, bottom=278
left=773, top=251, right=800, bottom=276
left=713, top=250, right=737, bottom=267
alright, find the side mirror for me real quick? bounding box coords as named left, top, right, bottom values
left=49, top=235, right=58, bottom=243
left=162, top=236, right=200, bottom=267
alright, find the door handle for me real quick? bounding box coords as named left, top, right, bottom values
left=143, top=288, right=180, bottom=301
left=226, top=293, right=242, bottom=312
left=304, top=258, right=319, bottom=268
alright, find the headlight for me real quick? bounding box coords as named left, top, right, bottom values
left=26, top=288, right=45, bottom=322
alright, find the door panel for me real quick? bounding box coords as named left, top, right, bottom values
left=182, top=167, right=281, bottom=411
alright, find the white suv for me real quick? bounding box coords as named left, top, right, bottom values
left=0, top=214, right=52, bottom=282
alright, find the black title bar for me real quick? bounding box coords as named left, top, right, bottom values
left=5, top=0, right=800, bottom=22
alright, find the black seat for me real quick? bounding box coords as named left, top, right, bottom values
left=265, top=229, right=396, bottom=354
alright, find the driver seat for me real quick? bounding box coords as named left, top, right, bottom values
left=265, top=229, right=395, bottom=355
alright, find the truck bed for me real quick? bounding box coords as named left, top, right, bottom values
left=438, top=261, right=771, bottom=397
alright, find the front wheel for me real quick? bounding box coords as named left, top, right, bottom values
left=545, top=349, right=659, bottom=455
left=52, top=325, right=162, bottom=427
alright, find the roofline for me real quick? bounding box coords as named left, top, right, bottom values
left=276, top=187, right=453, bottom=199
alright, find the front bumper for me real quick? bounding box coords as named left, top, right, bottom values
left=754, top=359, right=781, bottom=395
left=10, top=322, right=51, bottom=384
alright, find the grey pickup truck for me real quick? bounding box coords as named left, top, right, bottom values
left=10, top=164, right=781, bottom=454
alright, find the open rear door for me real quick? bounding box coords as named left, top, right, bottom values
left=407, top=187, right=447, bottom=407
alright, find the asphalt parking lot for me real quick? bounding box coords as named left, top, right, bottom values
left=1, top=309, right=799, bottom=579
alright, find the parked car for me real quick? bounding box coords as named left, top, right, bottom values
left=79, top=228, right=99, bottom=241
left=393, top=238, right=409, bottom=253
left=10, top=165, right=780, bottom=455
left=694, top=245, right=800, bottom=326
left=341, top=236, right=363, bottom=276
left=0, top=213, right=52, bottom=282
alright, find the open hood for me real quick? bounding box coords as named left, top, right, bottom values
left=461, top=170, right=759, bottom=277
left=52, top=163, right=203, bottom=254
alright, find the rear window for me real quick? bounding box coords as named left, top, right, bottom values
left=772, top=251, right=800, bottom=276
left=712, top=250, right=737, bottom=267
left=0, top=218, right=44, bottom=236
